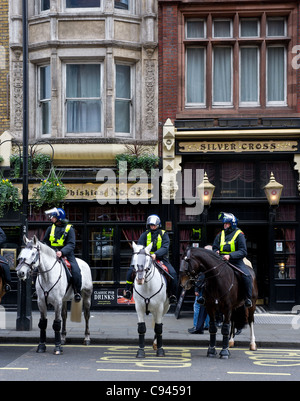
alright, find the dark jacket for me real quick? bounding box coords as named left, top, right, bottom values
left=0, top=227, right=6, bottom=246
left=212, top=227, right=247, bottom=269
left=138, top=229, right=170, bottom=262
left=43, top=221, right=76, bottom=257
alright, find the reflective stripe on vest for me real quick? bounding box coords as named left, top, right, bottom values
left=49, top=224, right=72, bottom=247
left=146, top=230, right=165, bottom=254
left=219, top=229, right=242, bottom=254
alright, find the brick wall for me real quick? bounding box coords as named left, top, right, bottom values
left=158, top=3, right=178, bottom=152
left=0, top=0, right=9, bottom=132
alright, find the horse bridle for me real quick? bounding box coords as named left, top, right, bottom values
left=132, top=248, right=154, bottom=282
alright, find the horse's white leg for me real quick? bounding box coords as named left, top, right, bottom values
left=151, top=304, right=165, bottom=357
left=37, top=305, right=47, bottom=353
left=61, top=301, right=67, bottom=345
left=83, top=290, right=91, bottom=345
left=229, top=321, right=235, bottom=348
left=249, top=322, right=257, bottom=351
left=53, top=304, right=63, bottom=355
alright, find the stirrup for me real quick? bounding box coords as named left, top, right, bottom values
left=197, top=296, right=205, bottom=305
left=74, top=293, right=82, bottom=303
left=4, top=284, right=11, bottom=292
left=124, top=290, right=132, bottom=300
left=169, top=295, right=177, bottom=304
left=245, top=298, right=252, bottom=308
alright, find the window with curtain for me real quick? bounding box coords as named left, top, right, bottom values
left=184, top=14, right=290, bottom=110
left=115, top=0, right=129, bottom=10
left=66, top=64, right=101, bottom=134
left=186, top=47, right=205, bottom=105
left=267, top=46, right=286, bottom=105
left=240, top=47, right=259, bottom=105
left=213, top=47, right=232, bottom=105
left=66, top=0, right=100, bottom=8
left=39, top=65, right=51, bottom=135
left=115, top=64, right=132, bottom=134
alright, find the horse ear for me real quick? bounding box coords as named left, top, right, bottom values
left=132, top=241, right=137, bottom=252
left=33, top=235, right=39, bottom=245
left=23, top=235, right=29, bottom=245
left=146, top=242, right=152, bottom=253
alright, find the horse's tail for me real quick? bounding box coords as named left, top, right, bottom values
left=231, top=305, right=247, bottom=331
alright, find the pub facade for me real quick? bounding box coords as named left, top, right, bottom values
left=158, top=0, right=300, bottom=311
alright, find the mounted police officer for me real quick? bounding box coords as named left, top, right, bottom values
left=124, top=214, right=178, bottom=304
left=43, top=207, right=82, bottom=303
left=0, top=227, right=11, bottom=293
left=212, top=212, right=253, bottom=307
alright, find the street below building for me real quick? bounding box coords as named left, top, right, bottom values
left=0, top=343, right=300, bottom=383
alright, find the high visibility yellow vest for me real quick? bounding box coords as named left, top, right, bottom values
left=147, top=230, right=165, bottom=254
left=220, top=229, right=242, bottom=254
left=49, top=224, right=72, bottom=247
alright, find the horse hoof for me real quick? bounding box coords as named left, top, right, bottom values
left=207, top=347, right=217, bottom=358
left=36, top=344, right=46, bottom=353
left=54, top=346, right=63, bottom=355
left=156, top=348, right=165, bottom=357
left=229, top=340, right=234, bottom=348
left=219, top=349, right=230, bottom=359
left=136, top=348, right=145, bottom=358
left=249, top=343, right=257, bottom=351
left=61, top=338, right=66, bottom=346
left=84, top=339, right=91, bottom=346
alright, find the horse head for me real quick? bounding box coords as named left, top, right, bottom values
left=16, top=235, right=40, bottom=280
left=131, top=242, right=152, bottom=285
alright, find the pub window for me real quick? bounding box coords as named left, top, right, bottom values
left=38, top=65, right=51, bottom=136
left=66, top=63, right=102, bottom=134
left=90, top=227, right=114, bottom=282
left=274, top=228, right=296, bottom=280
left=220, top=162, right=254, bottom=198
left=184, top=12, right=291, bottom=110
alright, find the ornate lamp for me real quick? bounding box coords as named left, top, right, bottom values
left=263, top=172, right=283, bottom=206
left=198, top=172, right=215, bottom=206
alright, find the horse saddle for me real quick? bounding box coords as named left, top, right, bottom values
left=155, top=260, right=173, bottom=280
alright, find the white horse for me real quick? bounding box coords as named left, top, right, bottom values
left=131, top=242, right=170, bottom=358
left=16, top=235, right=93, bottom=355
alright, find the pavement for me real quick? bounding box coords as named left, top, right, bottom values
left=0, top=306, right=300, bottom=349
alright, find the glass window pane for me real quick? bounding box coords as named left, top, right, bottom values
left=67, top=100, right=101, bottom=133
left=66, top=64, right=100, bottom=98
left=267, top=19, right=285, bottom=37
left=41, top=102, right=51, bottom=135
left=116, top=65, right=130, bottom=98
left=41, top=0, right=50, bottom=11
left=40, top=65, right=51, bottom=99
left=240, top=47, right=258, bottom=103
left=186, top=20, right=205, bottom=38
left=267, top=47, right=285, bottom=103
left=186, top=47, right=205, bottom=104
left=213, top=47, right=232, bottom=104
left=213, top=20, right=232, bottom=37
left=66, top=0, right=100, bottom=8
left=115, top=0, right=129, bottom=10
left=115, top=100, right=130, bottom=133
left=240, top=19, right=258, bottom=37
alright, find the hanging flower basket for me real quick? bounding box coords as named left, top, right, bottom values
left=0, top=177, right=21, bottom=218
left=33, top=168, right=68, bottom=208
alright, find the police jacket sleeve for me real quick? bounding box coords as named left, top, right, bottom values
left=154, top=232, right=169, bottom=259
left=0, top=227, right=6, bottom=246
left=229, top=232, right=247, bottom=261
left=60, top=227, right=76, bottom=256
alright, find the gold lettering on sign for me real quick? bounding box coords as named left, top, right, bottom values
left=178, top=141, right=298, bottom=153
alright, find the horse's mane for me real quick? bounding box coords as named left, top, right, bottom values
left=190, top=246, right=222, bottom=262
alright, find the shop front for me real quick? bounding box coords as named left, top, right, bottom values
left=172, top=135, right=300, bottom=311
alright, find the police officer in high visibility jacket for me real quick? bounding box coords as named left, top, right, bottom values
left=43, top=207, right=82, bottom=303
left=124, top=215, right=177, bottom=304
left=212, top=212, right=252, bottom=307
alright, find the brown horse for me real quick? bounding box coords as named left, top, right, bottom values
left=180, top=247, right=258, bottom=359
